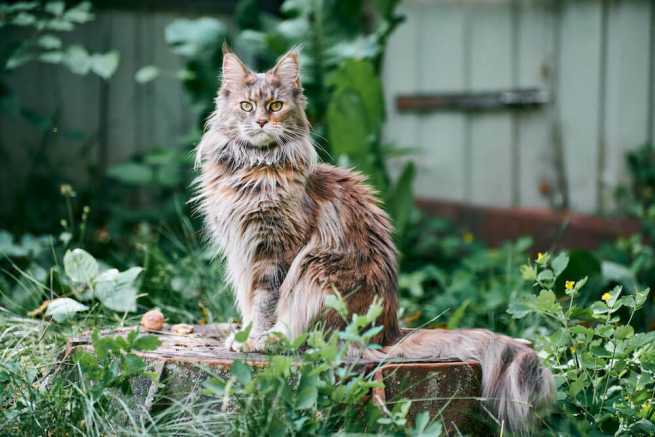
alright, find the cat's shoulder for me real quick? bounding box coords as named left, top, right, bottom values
left=310, top=163, right=369, bottom=186
left=307, top=163, right=377, bottom=201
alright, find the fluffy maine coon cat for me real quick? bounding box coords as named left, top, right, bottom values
left=194, top=44, right=554, bottom=433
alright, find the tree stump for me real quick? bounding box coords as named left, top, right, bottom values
left=63, top=324, right=487, bottom=434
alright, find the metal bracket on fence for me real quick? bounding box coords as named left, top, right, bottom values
left=396, top=88, right=548, bottom=113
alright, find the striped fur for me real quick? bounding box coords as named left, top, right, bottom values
left=194, top=45, right=399, bottom=348
left=194, top=46, right=553, bottom=433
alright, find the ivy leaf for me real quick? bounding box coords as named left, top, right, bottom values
left=64, top=248, right=98, bottom=283
left=45, top=297, right=88, bottom=322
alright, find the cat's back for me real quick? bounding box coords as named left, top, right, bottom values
left=306, top=163, right=394, bottom=252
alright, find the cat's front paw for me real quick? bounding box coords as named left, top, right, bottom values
left=224, top=332, right=264, bottom=352
left=224, top=332, right=250, bottom=352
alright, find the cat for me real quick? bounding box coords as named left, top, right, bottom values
left=194, top=44, right=554, bottom=433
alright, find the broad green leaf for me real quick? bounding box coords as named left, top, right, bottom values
left=45, top=297, right=88, bottom=322
left=551, top=252, right=569, bottom=277
left=535, top=290, right=561, bottom=314
left=165, top=18, right=227, bottom=58
left=507, top=299, right=531, bottom=319
left=37, top=35, right=62, bottom=49
left=39, top=51, right=63, bottom=64
left=615, top=325, right=634, bottom=340
left=45, top=1, right=65, bottom=15
left=135, top=66, right=160, bottom=83
left=634, top=288, right=650, bottom=308
left=63, top=45, right=91, bottom=74
left=386, top=161, right=415, bottom=239
left=64, top=248, right=98, bottom=283
left=234, top=323, right=252, bottom=343
left=133, top=335, right=161, bottom=352
left=94, top=267, right=142, bottom=312
left=90, top=51, right=119, bottom=79
left=296, top=385, right=318, bottom=409
left=230, top=360, right=251, bottom=385
left=536, top=269, right=554, bottom=283
left=447, top=299, right=470, bottom=329
left=64, top=2, right=93, bottom=23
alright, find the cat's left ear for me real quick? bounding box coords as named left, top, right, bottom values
left=268, top=48, right=301, bottom=88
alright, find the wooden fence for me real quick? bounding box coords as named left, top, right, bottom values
left=384, top=0, right=655, bottom=212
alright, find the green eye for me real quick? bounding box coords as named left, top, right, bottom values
left=268, top=101, right=283, bottom=112
left=240, top=101, right=254, bottom=112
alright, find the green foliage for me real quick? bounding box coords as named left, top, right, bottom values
left=510, top=252, right=655, bottom=435
left=0, top=2, right=118, bottom=78
left=74, top=329, right=161, bottom=400
left=0, top=1, right=119, bottom=236
left=398, top=234, right=532, bottom=331
left=203, top=299, right=431, bottom=435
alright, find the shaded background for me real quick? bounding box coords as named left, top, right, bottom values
left=2, top=0, right=654, bottom=242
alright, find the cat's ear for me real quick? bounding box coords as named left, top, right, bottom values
left=268, top=48, right=301, bottom=88
left=221, top=42, right=253, bottom=86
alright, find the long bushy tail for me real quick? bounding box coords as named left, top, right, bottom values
left=364, top=328, right=555, bottom=434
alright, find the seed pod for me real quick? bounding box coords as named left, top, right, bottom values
left=141, top=309, right=165, bottom=331
left=171, top=323, right=194, bottom=335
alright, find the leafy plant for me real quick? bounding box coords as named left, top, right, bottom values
left=203, top=298, right=439, bottom=435
left=1, top=1, right=120, bottom=235
left=510, top=252, right=655, bottom=435
left=74, top=328, right=161, bottom=399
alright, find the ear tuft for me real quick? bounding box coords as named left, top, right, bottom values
left=268, top=49, right=301, bottom=88
left=221, top=48, right=252, bottom=87
left=222, top=41, right=232, bottom=56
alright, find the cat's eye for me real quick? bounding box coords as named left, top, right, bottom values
left=268, top=101, right=283, bottom=112
left=240, top=101, right=254, bottom=112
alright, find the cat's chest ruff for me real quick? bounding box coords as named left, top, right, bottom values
left=209, top=166, right=306, bottom=235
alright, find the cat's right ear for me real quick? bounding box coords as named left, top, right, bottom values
left=221, top=42, right=253, bottom=87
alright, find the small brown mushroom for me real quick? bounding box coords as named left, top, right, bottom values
left=140, top=309, right=165, bottom=331
left=171, top=323, right=194, bottom=335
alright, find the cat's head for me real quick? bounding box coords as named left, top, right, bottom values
left=214, top=44, right=309, bottom=148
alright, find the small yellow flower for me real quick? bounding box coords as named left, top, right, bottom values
left=601, top=292, right=612, bottom=303
left=570, top=346, right=576, bottom=353
left=463, top=232, right=474, bottom=243
left=565, top=280, right=575, bottom=290
left=536, top=252, right=545, bottom=263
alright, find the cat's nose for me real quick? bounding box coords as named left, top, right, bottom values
left=257, top=119, right=268, bottom=128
